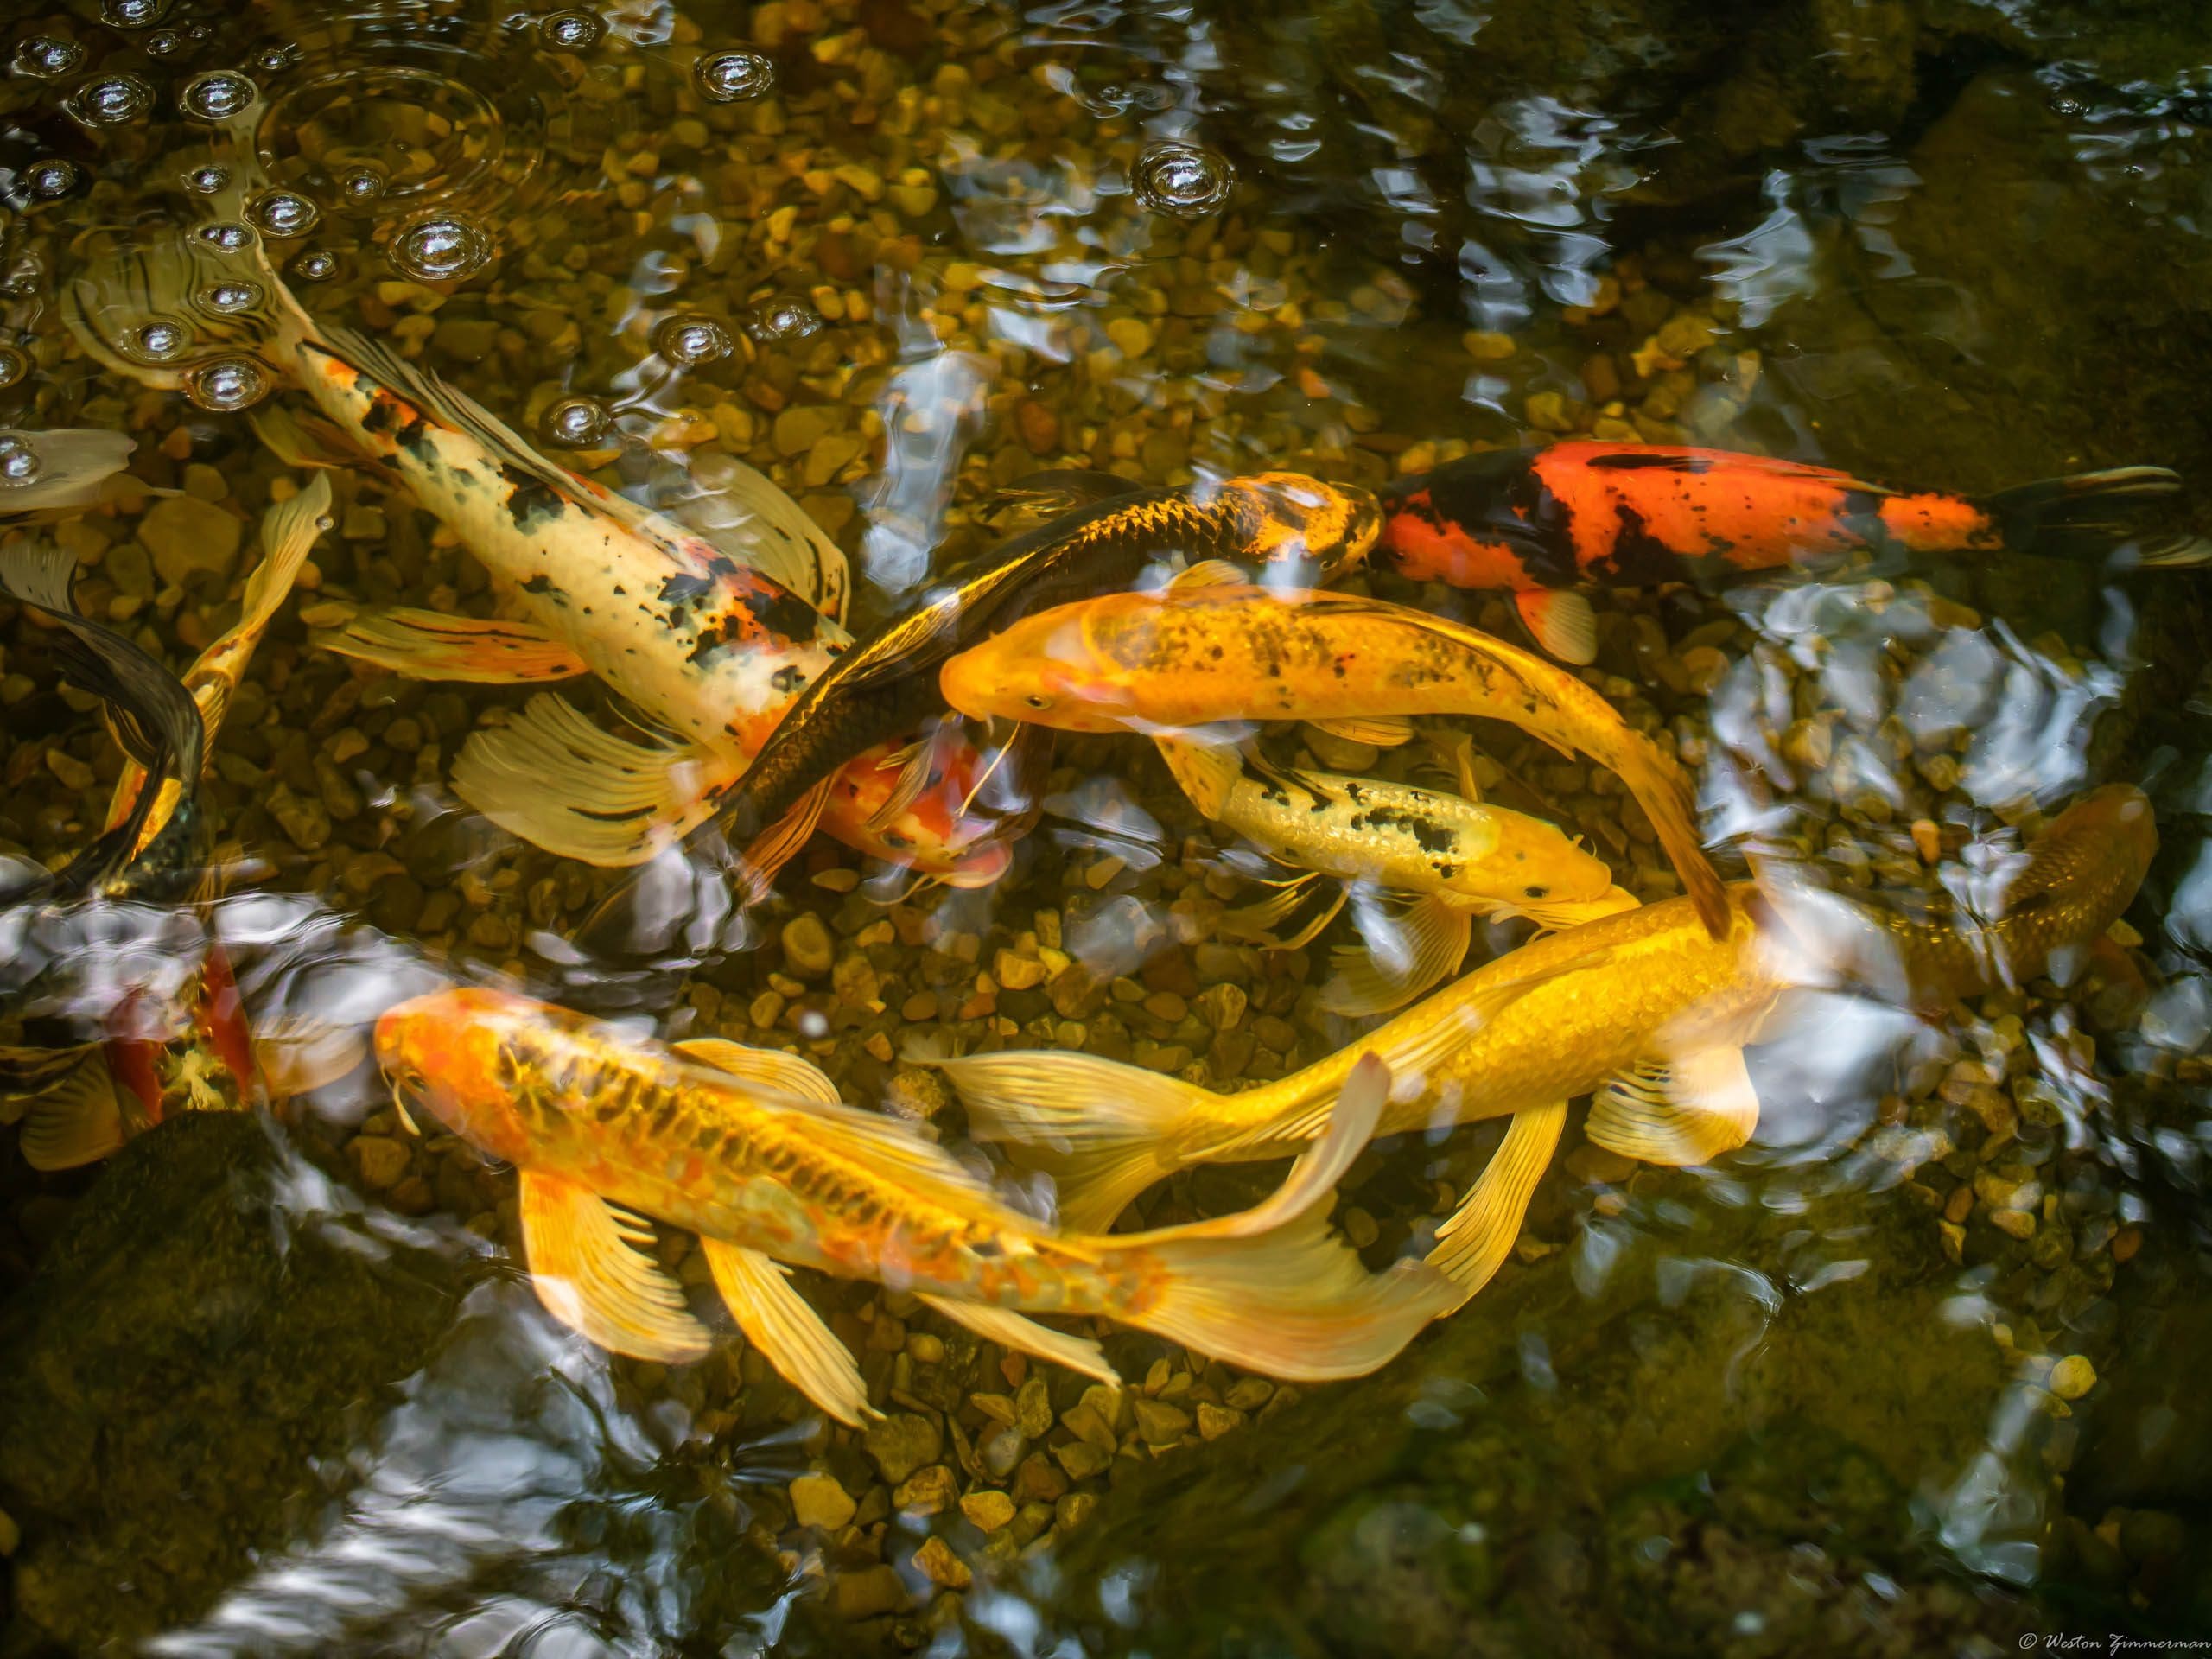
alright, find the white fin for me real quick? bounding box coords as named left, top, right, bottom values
left=451, top=695, right=734, bottom=866
left=1513, top=588, right=1598, bottom=665
left=0, top=429, right=137, bottom=517
left=1426, top=1098, right=1567, bottom=1302
left=19, top=1056, right=126, bottom=1171
left=315, top=607, right=588, bottom=683
left=671, top=454, right=852, bottom=625
left=672, top=1037, right=842, bottom=1108
left=1586, top=1044, right=1760, bottom=1166
left=1306, top=715, right=1414, bottom=749
left=1154, top=734, right=1244, bottom=819
left=699, top=1237, right=874, bottom=1425
left=517, top=1168, right=710, bottom=1363
left=1101, top=1053, right=1457, bottom=1381
left=1166, top=557, right=1245, bottom=592
left=917, top=1294, right=1119, bottom=1386
left=253, top=1018, right=370, bottom=1097
left=1320, top=893, right=1474, bottom=1017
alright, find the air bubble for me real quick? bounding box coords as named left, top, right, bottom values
left=200, top=281, right=264, bottom=315
left=16, top=35, right=86, bottom=77
left=145, top=29, right=187, bottom=58
left=389, top=213, right=494, bottom=282
left=0, top=434, right=42, bottom=488
left=188, top=358, right=270, bottom=411
left=253, top=41, right=302, bottom=73
left=289, top=249, right=340, bottom=283
left=0, top=346, right=28, bottom=390
left=23, top=161, right=84, bottom=202
left=543, top=396, right=613, bottom=448
left=101, top=0, right=171, bottom=27
left=653, top=314, right=734, bottom=367
left=183, top=163, right=232, bottom=194
left=1132, top=140, right=1235, bottom=219
left=68, top=73, right=156, bottom=128
left=197, top=222, right=255, bottom=252
left=249, top=189, right=321, bottom=238
left=746, top=299, right=821, bottom=343
left=181, top=70, right=259, bottom=122
left=693, top=51, right=775, bottom=104
left=337, top=164, right=388, bottom=206
left=539, top=9, right=606, bottom=50
left=135, top=318, right=192, bottom=361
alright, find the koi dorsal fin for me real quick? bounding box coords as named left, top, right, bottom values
left=517, top=1168, right=711, bottom=1363
left=673, top=1037, right=842, bottom=1108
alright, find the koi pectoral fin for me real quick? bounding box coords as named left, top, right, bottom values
left=517, top=1169, right=711, bottom=1363
left=1320, top=893, right=1474, bottom=1017
left=1154, top=731, right=1244, bottom=819
left=1586, top=1044, right=1759, bottom=1166
left=18, top=1054, right=126, bottom=1172
left=699, top=1238, right=875, bottom=1427
left=672, top=1036, right=843, bottom=1108
left=313, top=607, right=589, bottom=684
left=451, top=696, right=735, bottom=868
left=1306, top=714, right=1414, bottom=749
left=917, top=1295, right=1119, bottom=1387
left=1513, top=588, right=1598, bottom=665
left=1426, top=1097, right=1567, bottom=1304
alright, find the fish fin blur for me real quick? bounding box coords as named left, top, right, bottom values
left=862, top=737, right=935, bottom=833
left=1513, top=588, right=1597, bottom=665
left=1103, top=1056, right=1456, bottom=1380
left=1154, top=733, right=1243, bottom=819
left=1439, top=732, right=1483, bottom=803
left=252, top=1018, right=371, bottom=1097
left=19, top=1056, right=125, bottom=1171
left=2126, top=534, right=2212, bottom=569
left=672, top=1037, right=843, bottom=1108
left=171, top=473, right=331, bottom=749
left=1426, top=1098, right=1567, bottom=1303
left=733, top=775, right=835, bottom=900
left=452, top=696, right=735, bottom=866
left=928, top=1048, right=1207, bottom=1230
left=0, top=1042, right=100, bottom=1098
left=1587, top=1044, right=1759, bottom=1166
left=698, top=1239, right=874, bottom=1424
left=917, top=1295, right=1119, bottom=1386
left=1978, top=466, right=2195, bottom=566
left=248, top=404, right=376, bottom=473
left=997, top=467, right=1151, bottom=517
left=314, top=607, right=589, bottom=683
left=668, top=454, right=852, bottom=626
left=518, top=1169, right=711, bottom=1363
left=1520, top=883, right=1642, bottom=934
left=1219, top=872, right=1344, bottom=950
left=1319, top=893, right=1473, bottom=1017
left=1166, top=557, right=1245, bottom=592
left=1307, top=715, right=1414, bottom=748
left=0, top=429, right=137, bottom=517
left=737, top=1084, right=1026, bottom=1223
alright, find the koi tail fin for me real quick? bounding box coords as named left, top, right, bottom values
left=1103, top=1056, right=1455, bottom=1381
left=925, top=1046, right=1225, bottom=1232
left=1979, top=467, right=2212, bottom=569
left=62, top=221, right=312, bottom=399
left=1611, top=739, right=1731, bottom=940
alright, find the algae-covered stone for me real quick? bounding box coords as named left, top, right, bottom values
left=137, top=494, right=244, bottom=587
left=865, top=1412, right=944, bottom=1484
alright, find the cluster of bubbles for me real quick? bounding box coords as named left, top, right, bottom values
left=181, top=70, right=259, bottom=123
left=0, top=432, right=43, bottom=488
left=146, top=26, right=216, bottom=60
left=693, top=51, right=776, bottom=104
left=542, top=396, right=614, bottom=448
left=197, top=222, right=254, bottom=253
left=389, top=214, right=496, bottom=282
left=652, top=314, right=734, bottom=367
left=200, top=280, right=265, bottom=315
left=1131, top=140, right=1236, bottom=218
left=67, top=73, right=156, bottom=128
left=743, top=298, right=822, bottom=343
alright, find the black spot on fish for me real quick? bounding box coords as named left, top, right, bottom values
left=660, top=571, right=715, bottom=607
left=499, top=462, right=567, bottom=534
left=771, top=664, right=807, bottom=694
left=520, top=574, right=554, bottom=595
left=394, top=416, right=435, bottom=462
left=360, top=397, right=397, bottom=435
left=1363, top=803, right=1457, bottom=855
left=744, top=582, right=822, bottom=645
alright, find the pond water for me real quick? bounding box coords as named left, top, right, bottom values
left=3, top=1, right=2211, bottom=1655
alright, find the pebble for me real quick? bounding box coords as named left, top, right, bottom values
left=780, top=913, right=835, bottom=980
left=1131, top=1398, right=1192, bottom=1446
left=960, top=1489, right=1016, bottom=1532
left=893, top=1464, right=959, bottom=1516
left=137, top=494, right=244, bottom=585
left=829, top=1564, right=909, bottom=1620
left=44, top=749, right=95, bottom=792
left=911, top=1535, right=971, bottom=1589
left=865, top=1412, right=944, bottom=1484
left=0, top=1505, right=16, bottom=1557
left=346, top=1135, right=410, bottom=1192
left=789, top=1472, right=857, bottom=1530
left=2049, top=1354, right=2097, bottom=1400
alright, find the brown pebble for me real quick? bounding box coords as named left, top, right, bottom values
left=2112, top=1226, right=2141, bottom=1263
left=912, top=1535, right=972, bottom=1589
left=1015, top=398, right=1060, bottom=454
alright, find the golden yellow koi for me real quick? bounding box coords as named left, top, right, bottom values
left=377, top=988, right=1455, bottom=1425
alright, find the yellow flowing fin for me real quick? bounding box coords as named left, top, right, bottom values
left=1319, top=893, right=1475, bottom=1017
left=1154, top=733, right=1244, bottom=819
left=1166, top=556, right=1246, bottom=592
left=1586, top=1043, right=1760, bottom=1166
left=19, top=1057, right=125, bottom=1172
left=672, top=1037, right=842, bottom=1108
left=666, top=453, right=853, bottom=626
left=451, top=695, right=735, bottom=867
left=916, top=1295, right=1119, bottom=1387
left=252, top=1018, right=371, bottom=1098
left=1102, top=1054, right=1457, bottom=1381
left=1426, top=1099, right=1567, bottom=1302
left=314, top=606, right=589, bottom=684
left=517, top=1168, right=710, bottom=1363
left=861, top=736, right=935, bottom=833
left=0, top=429, right=137, bottom=518
left=1433, top=732, right=1483, bottom=803
left=1222, top=874, right=1345, bottom=950
left=1518, top=883, right=1642, bottom=935
left=1306, top=715, right=1414, bottom=749
left=248, top=404, right=372, bottom=472
left=1513, top=588, right=1598, bottom=664
left=0, top=1042, right=99, bottom=1102
left=733, top=774, right=836, bottom=902
left=699, top=1238, right=874, bottom=1426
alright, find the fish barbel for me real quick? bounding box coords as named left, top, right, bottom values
left=377, top=988, right=1455, bottom=1424
left=934, top=785, right=2155, bottom=1306
left=1379, top=443, right=2209, bottom=664
left=721, top=471, right=1381, bottom=887
left=938, top=573, right=1731, bottom=938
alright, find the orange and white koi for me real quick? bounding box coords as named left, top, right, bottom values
left=935, top=785, right=2154, bottom=1304
left=377, top=988, right=1453, bottom=1423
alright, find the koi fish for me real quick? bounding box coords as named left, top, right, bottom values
left=938, top=569, right=1732, bottom=938
left=376, top=988, right=1454, bottom=1423
left=1380, top=443, right=2209, bottom=664
left=931, top=785, right=2153, bottom=1306
left=1157, top=732, right=1636, bottom=1014
left=63, top=205, right=1006, bottom=890
left=721, top=470, right=1381, bottom=888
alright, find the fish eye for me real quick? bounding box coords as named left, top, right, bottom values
left=1025, top=693, right=1052, bottom=710
left=1523, top=886, right=1548, bottom=899
left=396, top=1065, right=426, bottom=1093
